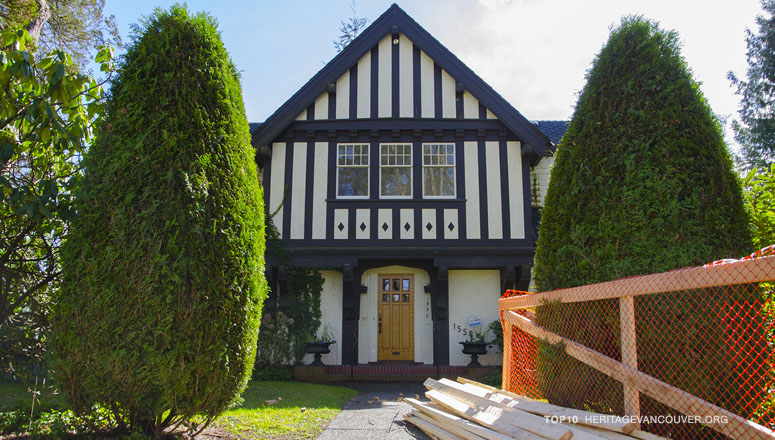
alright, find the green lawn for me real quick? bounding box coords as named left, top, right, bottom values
left=0, top=380, right=64, bottom=412
left=210, top=381, right=357, bottom=439
left=0, top=380, right=356, bottom=439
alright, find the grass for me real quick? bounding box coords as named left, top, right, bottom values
left=0, top=380, right=356, bottom=440
left=210, top=381, right=357, bottom=440
left=0, top=379, right=64, bottom=412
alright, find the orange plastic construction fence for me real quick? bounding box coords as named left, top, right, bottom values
left=500, top=246, right=775, bottom=440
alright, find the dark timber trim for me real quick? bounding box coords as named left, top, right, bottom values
left=432, top=266, right=450, bottom=365
left=369, top=141, right=379, bottom=200
left=370, top=47, right=378, bottom=119
left=455, top=140, right=466, bottom=238
left=414, top=204, right=422, bottom=240
left=456, top=86, right=464, bottom=119
left=412, top=139, right=422, bottom=199
left=262, top=144, right=272, bottom=210
left=413, top=45, right=421, bottom=119
left=433, top=63, right=442, bottom=119
left=290, top=253, right=535, bottom=270
left=435, top=208, right=443, bottom=240
left=341, top=264, right=360, bottom=365
left=328, top=90, right=336, bottom=120
left=304, top=142, right=315, bottom=240
left=392, top=206, right=400, bottom=240
left=282, top=141, right=294, bottom=239
left=347, top=205, right=356, bottom=240
left=349, top=65, right=358, bottom=119
left=326, top=141, right=336, bottom=240
left=477, top=140, right=489, bottom=240
left=392, top=35, right=399, bottom=118
left=499, top=140, right=511, bottom=239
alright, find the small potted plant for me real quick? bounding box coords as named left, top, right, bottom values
left=460, top=326, right=491, bottom=367
left=304, top=323, right=336, bottom=366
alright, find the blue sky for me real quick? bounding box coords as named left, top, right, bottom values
left=104, top=0, right=763, bottom=144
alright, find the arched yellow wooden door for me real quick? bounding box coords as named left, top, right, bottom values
left=377, top=274, right=414, bottom=361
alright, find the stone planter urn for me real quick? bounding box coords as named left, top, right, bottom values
left=305, top=341, right=334, bottom=366
left=460, top=341, right=488, bottom=367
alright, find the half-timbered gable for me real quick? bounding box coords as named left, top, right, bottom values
left=252, top=4, right=555, bottom=367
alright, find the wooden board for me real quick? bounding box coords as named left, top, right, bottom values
left=436, top=379, right=633, bottom=440
left=454, top=379, right=636, bottom=434
left=498, top=256, right=775, bottom=310
left=425, top=389, right=545, bottom=440
left=456, top=378, right=668, bottom=440
left=406, top=413, right=462, bottom=440
left=411, top=409, right=489, bottom=440
left=405, top=398, right=514, bottom=440
left=425, top=379, right=573, bottom=440
left=628, top=429, right=670, bottom=440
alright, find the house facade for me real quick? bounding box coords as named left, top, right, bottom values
left=251, top=4, right=557, bottom=367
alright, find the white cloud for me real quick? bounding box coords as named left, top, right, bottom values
left=417, top=0, right=762, bottom=135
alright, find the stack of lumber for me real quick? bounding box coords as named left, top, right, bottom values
left=404, top=378, right=666, bottom=440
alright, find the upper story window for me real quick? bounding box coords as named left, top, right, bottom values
left=380, top=143, right=412, bottom=198
left=423, top=143, right=455, bottom=197
left=337, top=144, right=369, bottom=197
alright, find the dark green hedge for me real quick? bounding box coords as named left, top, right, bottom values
left=533, top=16, right=752, bottom=435
left=50, top=5, right=266, bottom=435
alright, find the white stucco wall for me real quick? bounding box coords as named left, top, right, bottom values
left=359, top=266, right=433, bottom=365
left=448, top=270, right=503, bottom=366
left=530, top=155, right=554, bottom=208
left=302, top=270, right=343, bottom=365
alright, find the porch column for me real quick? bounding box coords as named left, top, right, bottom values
left=277, top=265, right=288, bottom=311
left=431, top=265, right=450, bottom=365
left=500, top=265, right=517, bottom=293
left=264, top=266, right=278, bottom=316
left=341, top=263, right=361, bottom=365
left=516, top=265, right=531, bottom=292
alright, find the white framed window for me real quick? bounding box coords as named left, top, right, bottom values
left=380, top=143, right=412, bottom=198
left=337, top=143, right=369, bottom=197
left=423, top=143, right=456, bottom=197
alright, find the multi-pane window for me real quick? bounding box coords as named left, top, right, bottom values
left=380, top=143, right=412, bottom=197
left=423, top=143, right=455, bottom=197
left=337, top=144, right=369, bottom=197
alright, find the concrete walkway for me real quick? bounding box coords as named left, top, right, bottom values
left=317, top=383, right=431, bottom=440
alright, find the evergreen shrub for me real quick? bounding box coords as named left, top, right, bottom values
left=533, top=16, right=752, bottom=434
left=50, top=6, right=266, bottom=436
